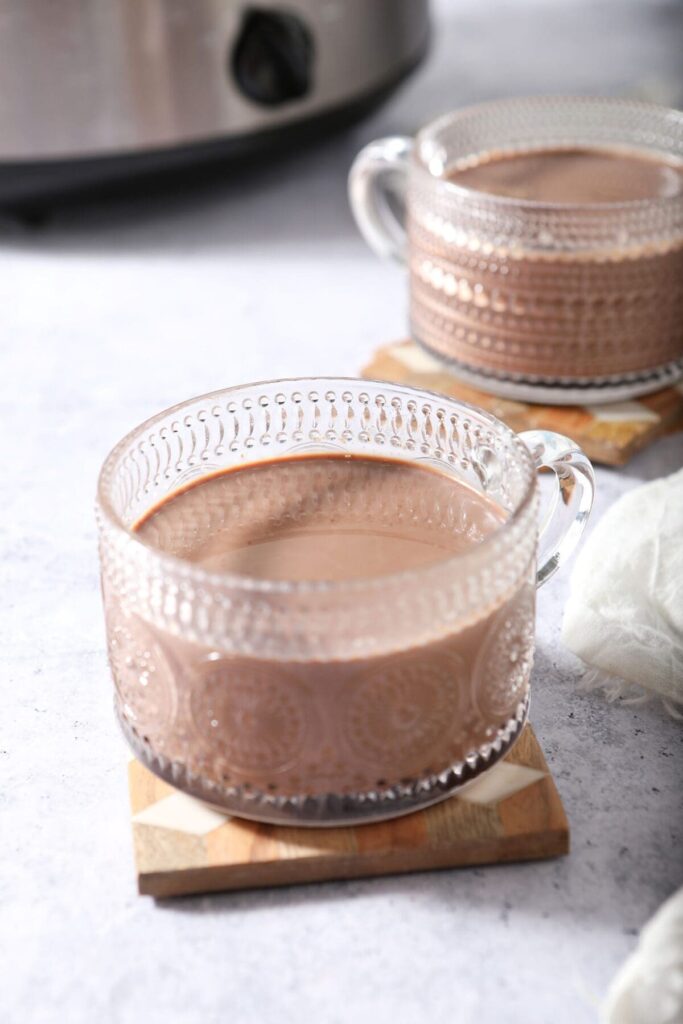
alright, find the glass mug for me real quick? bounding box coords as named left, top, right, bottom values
left=349, top=96, right=683, bottom=398
left=97, top=379, right=594, bottom=826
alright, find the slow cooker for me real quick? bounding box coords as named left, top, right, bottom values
left=0, top=0, right=430, bottom=205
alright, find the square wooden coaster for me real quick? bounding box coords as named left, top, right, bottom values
left=128, top=725, right=568, bottom=898
left=362, top=340, right=683, bottom=467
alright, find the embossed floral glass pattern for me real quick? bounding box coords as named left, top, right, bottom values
left=349, top=97, right=683, bottom=389
left=97, top=379, right=593, bottom=825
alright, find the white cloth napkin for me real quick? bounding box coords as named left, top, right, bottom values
left=603, top=887, right=683, bottom=1024
left=562, top=469, right=683, bottom=715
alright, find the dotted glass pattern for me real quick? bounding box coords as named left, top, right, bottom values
left=97, top=379, right=539, bottom=824
left=408, top=97, right=683, bottom=383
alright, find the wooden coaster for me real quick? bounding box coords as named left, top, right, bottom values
left=128, top=725, right=567, bottom=898
left=362, top=340, right=683, bottom=466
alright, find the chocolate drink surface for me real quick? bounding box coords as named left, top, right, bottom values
left=113, top=455, right=535, bottom=799
left=447, top=146, right=683, bottom=203
left=136, top=454, right=506, bottom=578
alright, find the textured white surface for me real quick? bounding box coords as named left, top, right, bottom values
left=1, top=2, right=682, bottom=1023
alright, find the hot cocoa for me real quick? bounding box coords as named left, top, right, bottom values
left=409, top=145, right=683, bottom=379
left=106, top=455, right=535, bottom=806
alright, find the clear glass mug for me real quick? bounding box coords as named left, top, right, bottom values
left=96, top=379, right=594, bottom=826
left=349, top=97, right=683, bottom=394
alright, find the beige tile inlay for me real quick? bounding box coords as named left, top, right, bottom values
left=457, top=762, right=546, bottom=805
left=587, top=401, right=659, bottom=424
left=133, top=792, right=229, bottom=836
left=390, top=342, right=443, bottom=373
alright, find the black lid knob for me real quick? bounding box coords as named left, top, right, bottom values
left=232, top=8, right=314, bottom=107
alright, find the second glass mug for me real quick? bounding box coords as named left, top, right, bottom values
left=97, top=379, right=594, bottom=826
left=348, top=97, right=683, bottom=396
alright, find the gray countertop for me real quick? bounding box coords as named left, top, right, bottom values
left=1, top=2, right=682, bottom=1022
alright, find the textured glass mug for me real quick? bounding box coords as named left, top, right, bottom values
left=349, top=97, right=683, bottom=393
left=97, top=379, right=594, bottom=826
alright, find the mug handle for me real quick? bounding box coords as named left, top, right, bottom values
left=348, top=136, right=413, bottom=264
left=519, top=430, right=595, bottom=589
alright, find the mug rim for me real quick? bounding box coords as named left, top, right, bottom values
left=411, top=94, right=683, bottom=214
left=96, top=376, right=538, bottom=596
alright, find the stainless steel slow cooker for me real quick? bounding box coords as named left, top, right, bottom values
left=0, top=0, right=429, bottom=204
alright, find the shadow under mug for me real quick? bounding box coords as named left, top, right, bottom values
left=97, top=379, right=594, bottom=826
left=349, top=96, right=683, bottom=398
